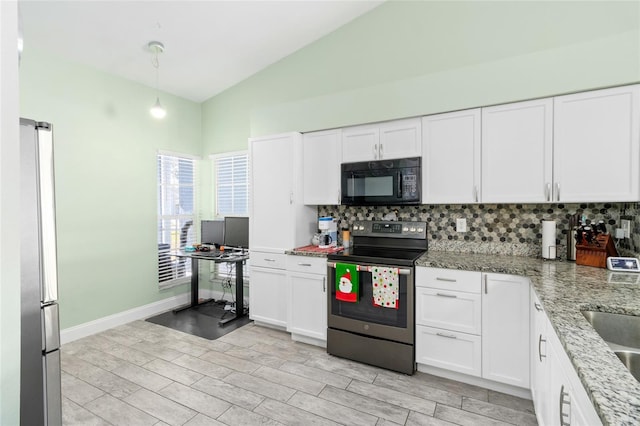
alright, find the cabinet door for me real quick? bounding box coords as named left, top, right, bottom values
left=287, top=270, right=327, bottom=341
left=303, top=129, right=342, bottom=205
left=554, top=85, right=640, bottom=202
left=378, top=118, right=422, bottom=160
left=249, top=133, right=297, bottom=252
left=341, top=124, right=379, bottom=163
left=422, top=109, right=481, bottom=204
left=482, top=273, right=530, bottom=388
left=482, top=99, right=553, bottom=203
left=415, top=287, right=481, bottom=335
left=249, top=266, right=287, bottom=328
left=530, top=290, right=550, bottom=425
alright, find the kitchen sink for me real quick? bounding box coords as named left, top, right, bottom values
left=582, top=310, right=640, bottom=381
left=581, top=310, right=640, bottom=350
left=615, top=351, right=640, bottom=382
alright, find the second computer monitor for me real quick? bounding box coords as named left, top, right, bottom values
left=224, top=216, right=249, bottom=250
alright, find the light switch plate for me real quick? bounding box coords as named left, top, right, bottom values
left=456, top=218, right=467, bottom=233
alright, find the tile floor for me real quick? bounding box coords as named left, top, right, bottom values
left=61, top=320, right=538, bottom=425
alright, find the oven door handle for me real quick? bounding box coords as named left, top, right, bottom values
left=327, top=262, right=411, bottom=275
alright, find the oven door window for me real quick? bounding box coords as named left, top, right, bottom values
left=330, top=269, right=407, bottom=328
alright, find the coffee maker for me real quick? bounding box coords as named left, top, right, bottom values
left=318, top=217, right=337, bottom=248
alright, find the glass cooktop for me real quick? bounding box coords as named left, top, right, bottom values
left=327, top=246, right=426, bottom=267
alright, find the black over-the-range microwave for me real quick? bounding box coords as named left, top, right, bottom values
left=340, top=157, right=421, bottom=206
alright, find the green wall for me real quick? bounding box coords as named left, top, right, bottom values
left=19, top=48, right=202, bottom=329
left=18, top=1, right=640, bottom=331
left=201, top=1, right=640, bottom=153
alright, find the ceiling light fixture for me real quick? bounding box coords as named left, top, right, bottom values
left=148, top=41, right=166, bottom=119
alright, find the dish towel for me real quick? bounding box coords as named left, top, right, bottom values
left=372, top=266, right=399, bottom=309
left=335, top=263, right=358, bottom=302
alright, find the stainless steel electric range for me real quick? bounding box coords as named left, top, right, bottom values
left=326, top=220, right=427, bottom=375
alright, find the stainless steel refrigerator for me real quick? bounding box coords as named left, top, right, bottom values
left=20, top=118, right=62, bottom=425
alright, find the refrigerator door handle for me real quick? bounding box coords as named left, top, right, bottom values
left=37, top=124, right=59, bottom=304
left=42, top=303, right=60, bottom=353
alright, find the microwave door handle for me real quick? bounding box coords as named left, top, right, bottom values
left=397, top=172, right=402, bottom=198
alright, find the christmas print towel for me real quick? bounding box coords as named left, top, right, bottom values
left=372, top=266, right=399, bottom=309
left=335, top=263, right=358, bottom=303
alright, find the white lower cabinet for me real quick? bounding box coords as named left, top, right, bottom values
left=530, top=290, right=550, bottom=423
left=249, top=252, right=287, bottom=328
left=286, top=256, right=327, bottom=345
left=482, top=273, right=530, bottom=389
left=532, top=290, right=602, bottom=426
left=415, top=267, right=482, bottom=377
left=416, top=267, right=530, bottom=390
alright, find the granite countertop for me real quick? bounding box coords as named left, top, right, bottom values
left=417, top=251, right=640, bottom=425
left=286, top=245, right=344, bottom=258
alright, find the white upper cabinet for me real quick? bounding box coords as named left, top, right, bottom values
left=341, top=118, right=421, bottom=163
left=302, top=129, right=342, bottom=205
left=422, top=109, right=481, bottom=204
left=481, top=99, right=553, bottom=203
left=249, top=132, right=316, bottom=253
left=553, top=85, right=640, bottom=202
left=378, top=118, right=422, bottom=160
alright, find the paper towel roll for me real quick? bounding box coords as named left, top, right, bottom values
left=542, top=220, right=557, bottom=259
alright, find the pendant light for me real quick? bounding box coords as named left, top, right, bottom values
left=148, top=41, right=166, bottom=119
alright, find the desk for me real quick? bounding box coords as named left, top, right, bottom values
left=173, top=250, right=249, bottom=326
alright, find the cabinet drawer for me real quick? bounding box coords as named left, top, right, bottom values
left=416, top=267, right=481, bottom=293
left=416, top=287, right=481, bottom=335
left=416, top=325, right=481, bottom=377
left=286, top=255, right=327, bottom=274
left=251, top=252, right=286, bottom=269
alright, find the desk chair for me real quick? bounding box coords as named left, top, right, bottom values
left=175, top=220, right=193, bottom=278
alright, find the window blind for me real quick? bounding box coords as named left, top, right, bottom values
left=214, top=152, right=249, bottom=217
left=157, top=153, right=197, bottom=286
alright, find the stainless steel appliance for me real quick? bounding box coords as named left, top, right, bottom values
left=327, top=220, right=427, bottom=374
left=341, top=157, right=421, bottom=206
left=20, top=119, right=62, bottom=425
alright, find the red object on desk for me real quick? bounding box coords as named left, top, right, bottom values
left=292, top=245, right=344, bottom=254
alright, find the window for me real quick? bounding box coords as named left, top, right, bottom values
left=213, top=151, right=249, bottom=217
left=157, top=152, right=197, bottom=286
left=212, top=151, right=249, bottom=282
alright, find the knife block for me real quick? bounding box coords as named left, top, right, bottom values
left=575, top=234, right=618, bottom=268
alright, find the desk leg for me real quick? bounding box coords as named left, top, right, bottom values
left=218, top=259, right=246, bottom=326
left=173, top=257, right=213, bottom=313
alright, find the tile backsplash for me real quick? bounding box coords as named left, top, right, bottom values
left=319, top=203, right=640, bottom=259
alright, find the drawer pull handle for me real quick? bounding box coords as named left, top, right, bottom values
left=435, top=277, right=456, bottom=282
left=436, top=292, right=457, bottom=298
left=264, top=259, right=276, bottom=262
left=298, top=263, right=312, bottom=267
left=436, top=332, right=457, bottom=339
left=534, top=302, right=543, bottom=312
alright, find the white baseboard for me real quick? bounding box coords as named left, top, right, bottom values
left=60, top=289, right=227, bottom=344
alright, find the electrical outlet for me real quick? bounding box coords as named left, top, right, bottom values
left=456, top=218, right=467, bottom=233
left=622, top=219, right=632, bottom=238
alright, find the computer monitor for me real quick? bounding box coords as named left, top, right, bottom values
left=224, top=216, right=249, bottom=250
left=201, top=220, right=224, bottom=246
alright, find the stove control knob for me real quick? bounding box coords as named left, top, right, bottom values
left=403, top=227, right=409, bottom=232
left=417, top=227, right=424, bottom=232
left=359, top=225, right=365, bottom=231
left=410, top=227, right=416, bottom=232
